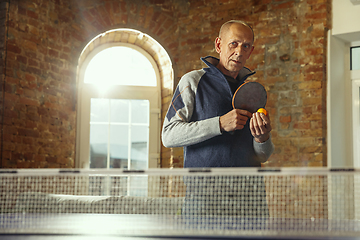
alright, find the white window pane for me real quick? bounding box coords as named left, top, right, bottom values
left=131, top=100, right=149, bottom=124
left=84, top=46, right=157, bottom=86
left=91, top=98, right=109, bottom=122
left=110, top=99, right=129, bottom=123
left=110, top=125, right=128, bottom=169
left=131, top=126, right=149, bottom=170
left=352, top=47, right=360, bottom=70
left=89, top=124, right=108, bottom=168
left=129, top=176, right=148, bottom=197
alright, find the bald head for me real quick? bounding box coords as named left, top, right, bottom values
left=219, top=20, right=254, bottom=44
left=214, top=20, right=255, bottom=78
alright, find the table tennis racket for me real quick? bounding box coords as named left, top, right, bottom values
left=232, top=81, right=267, bottom=113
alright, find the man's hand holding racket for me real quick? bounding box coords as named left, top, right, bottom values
left=219, top=109, right=252, bottom=132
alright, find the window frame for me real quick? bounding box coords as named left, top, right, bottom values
left=76, top=42, right=161, bottom=169
left=351, top=41, right=360, bottom=168
left=352, top=70, right=360, bottom=168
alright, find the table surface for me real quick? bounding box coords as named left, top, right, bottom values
left=1, top=214, right=360, bottom=240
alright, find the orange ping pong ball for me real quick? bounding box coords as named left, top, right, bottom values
left=257, top=108, right=268, bottom=116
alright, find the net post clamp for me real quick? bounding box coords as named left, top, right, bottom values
left=59, top=170, right=81, bottom=174
left=188, top=168, right=212, bottom=173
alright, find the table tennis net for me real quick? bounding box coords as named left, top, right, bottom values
left=0, top=168, right=360, bottom=237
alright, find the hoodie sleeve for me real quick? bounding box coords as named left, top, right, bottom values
left=162, top=70, right=222, bottom=148
left=253, top=135, right=275, bottom=163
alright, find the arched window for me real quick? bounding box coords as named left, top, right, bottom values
left=77, top=30, right=166, bottom=172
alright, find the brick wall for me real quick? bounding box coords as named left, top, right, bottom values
left=0, top=0, right=331, bottom=168
left=0, top=0, right=8, bottom=167
left=2, top=0, right=79, bottom=167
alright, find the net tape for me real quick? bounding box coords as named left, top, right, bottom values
left=0, top=168, right=360, bottom=237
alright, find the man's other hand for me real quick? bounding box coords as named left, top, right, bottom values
left=250, top=112, right=272, bottom=143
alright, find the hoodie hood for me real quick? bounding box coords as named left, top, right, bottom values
left=201, top=56, right=256, bottom=82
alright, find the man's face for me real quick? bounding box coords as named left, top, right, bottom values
left=215, top=23, right=254, bottom=78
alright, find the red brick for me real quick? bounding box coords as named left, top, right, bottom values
left=5, top=92, right=19, bottom=102
left=255, top=36, right=280, bottom=45
left=18, top=128, right=40, bottom=138
left=18, top=6, right=26, bottom=16
left=28, top=58, right=39, bottom=67
left=307, top=0, right=327, bottom=4
left=26, top=66, right=42, bottom=75
left=48, top=48, right=59, bottom=58
left=27, top=10, right=38, bottom=19
left=272, top=1, right=295, bottom=9
left=303, top=97, right=322, bottom=106
left=4, top=109, right=18, bottom=118
left=17, top=55, right=27, bottom=64
left=294, top=122, right=311, bottom=129
left=280, top=115, right=291, bottom=123
left=313, top=4, right=327, bottom=12
left=34, top=154, right=46, bottom=162
left=305, top=12, right=327, bottom=20
left=25, top=73, right=36, bottom=82
left=46, top=156, right=57, bottom=163
left=7, top=44, right=21, bottom=54
left=19, top=97, right=38, bottom=106
left=27, top=18, right=40, bottom=28
left=23, top=39, right=37, bottom=51
left=23, top=89, right=36, bottom=98
left=266, top=68, right=279, bottom=76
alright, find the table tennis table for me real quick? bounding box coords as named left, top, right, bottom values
left=1, top=168, right=360, bottom=240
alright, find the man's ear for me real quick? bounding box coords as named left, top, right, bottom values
left=215, top=37, right=221, bottom=53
